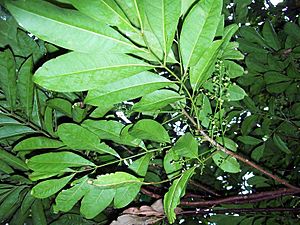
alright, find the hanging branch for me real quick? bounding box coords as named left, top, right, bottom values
left=181, top=108, right=300, bottom=190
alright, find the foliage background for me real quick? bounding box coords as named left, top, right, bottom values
left=0, top=0, right=299, bottom=224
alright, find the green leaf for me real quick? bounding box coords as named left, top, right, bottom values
left=241, top=115, right=258, bottom=136
left=262, top=20, right=281, bottom=50
left=212, top=151, right=240, bottom=173
left=85, top=72, right=171, bottom=107
left=0, top=186, right=25, bottom=223
left=27, top=151, right=95, bottom=172
left=0, top=48, right=17, bottom=109
left=17, top=56, right=34, bottom=117
left=227, top=84, right=247, bottom=101
left=92, top=172, right=141, bottom=189
left=128, top=153, right=152, bottom=177
left=129, top=119, right=170, bottom=143
left=47, top=98, right=72, bottom=117
left=164, top=149, right=182, bottom=179
left=239, top=26, right=267, bottom=47
left=0, top=125, right=35, bottom=140
left=0, top=149, right=28, bottom=171
left=181, top=0, right=195, bottom=15
left=54, top=176, right=89, bottom=212
left=132, top=89, right=183, bottom=112
left=0, top=114, right=20, bottom=125
left=80, top=187, right=115, bottom=219
left=190, top=40, right=222, bottom=90
left=251, top=144, right=265, bottom=161
left=216, top=137, right=238, bottom=152
left=138, top=0, right=181, bottom=60
left=224, top=60, right=244, bottom=78
left=0, top=160, right=14, bottom=174
left=173, top=133, right=198, bottom=158
left=114, top=183, right=141, bottom=208
left=70, top=0, right=136, bottom=34
left=6, top=0, right=138, bottom=53
left=31, top=199, right=47, bottom=225
left=34, top=52, right=153, bottom=92
left=238, top=136, right=262, bottom=145
left=31, top=174, right=74, bottom=198
left=57, top=123, right=119, bottom=157
left=284, top=22, right=300, bottom=42
left=273, top=134, right=292, bottom=154
left=82, top=120, right=140, bottom=147
left=180, top=0, right=222, bottom=68
left=13, top=137, right=64, bottom=151
left=164, top=167, right=195, bottom=224
left=264, top=72, right=291, bottom=84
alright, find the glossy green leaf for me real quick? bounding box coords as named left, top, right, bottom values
left=0, top=160, right=14, bottom=174
left=47, top=98, right=72, bottom=117
left=80, top=187, right=115, bottom=219
left=212, top=151, right=240, bottom=173
left=93, top=172, right=141, bottom=189
left=129, top=119, right=170, bottom=143
left=31, top=174, right=74, bottom=198
left=85, top=72, right=171, bottom=106
left=216, top=137, right=238, bottom=152
left=6, top=0, right=138, bottom=53
left=57, top=123, right=119, bottom=157
left=13, top=137, right=64, bottom=151
left=173, top=133, right=198, bottom=158
left=164, top=149, right=182, bottom=179
left=239, top=26, right=267, bottom=47
left=70, top=0, right=136, bottom=33
left=27, top=151, right=95, bottom=172
left=227, top=84, right=247, bottom=101
left=0, top=125, right=35, bottom=140
left=0, top=149, right=28, bottom=171
left=31, top=199, right=47, bottom=225
left=190, top=40, right=222, bottom=90
left=262, top=20, right=281, bottom=50
left=164, top=167, right=195, bottom=223
left=128, top=153, right=152, bottom=177
left=0, top=48, right=17, bottom=109
left=0, top=114, right=20, bottom=125
left=224, top=60, right=244, bottom=78
left=284, top=22, right=300, bottom=42
left=273, top=134, right=292, bottom=154
left=180, top=0, right=222, bottom=68
left=138, top=0, right=181, bottom=60
left=132, top=89, right=183, bottom=112
left=82, top=120, right=141, bottom=147
left=55, top=176, right=89, bottom=212
left=181, top=0, right=195, bottom=15
left=34, top=52, right=153, bottom=92
left=114, top=183, right=141, bottom=208
left=264, top=71, right=291, bottom=84
left=17, top=56, right=34, bottom=117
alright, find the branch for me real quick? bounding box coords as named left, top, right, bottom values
left=179, top=207, right=300, bottom=216
left=180, top=188, right=300, bottom=206
left=189, top=180, right=220, bottom=196
left=181, top=108, right=300, bottom=190
left=141, top=187, right=161, bottom=199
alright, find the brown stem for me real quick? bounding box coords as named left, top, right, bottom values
left=189, top=180, right=220, bottom=196
left=179, top=207, right=300, bottom=216
left=181, top=109, right=300, bottom=190
left=141, top=187, right=161, bottom=199
left=180, top=188, right=300, bottom=206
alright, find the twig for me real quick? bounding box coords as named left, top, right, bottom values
left=181, top=108, right=300, bottom=190
left=141, top=187, right=161, bottom=199
left=179, top=207, right=300, bottom=216
left=189, top=180, right=220, bottom=196
left=180, top=188, right=300, bottom=206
